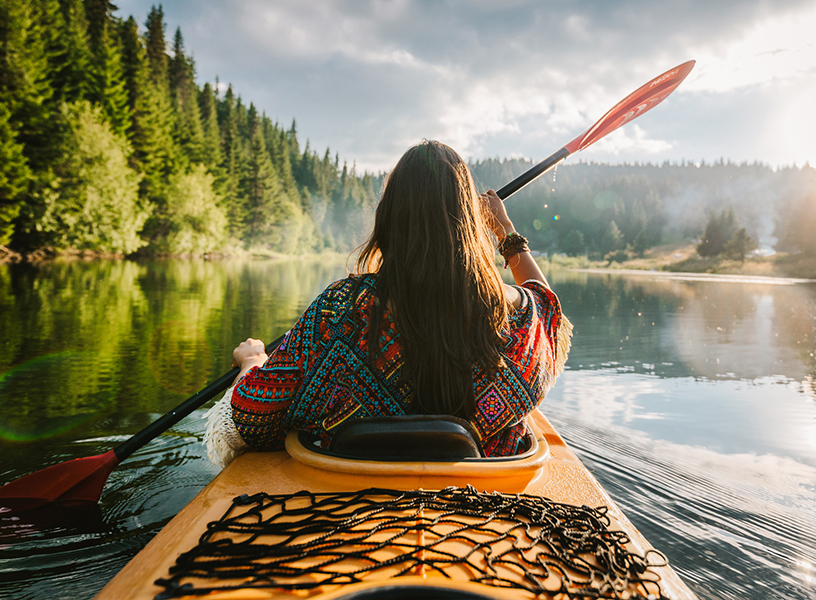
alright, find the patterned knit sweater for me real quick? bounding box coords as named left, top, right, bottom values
left=209, top=274, right=570, bottom=464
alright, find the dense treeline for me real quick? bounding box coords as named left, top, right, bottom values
left=471, top=158, right=816, bottom=260
left=3, top=2, right=815, bottom=260
left=0, top=0, right=381, bottom=255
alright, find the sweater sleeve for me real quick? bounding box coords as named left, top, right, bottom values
left=517, top=279, right=572, bottom=379
left=228, top=277, right=356, bottom=450
left=229, top=294, right=324, bottom=450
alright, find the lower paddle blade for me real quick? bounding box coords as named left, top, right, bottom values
left=0, top=450, right=119, bottom=514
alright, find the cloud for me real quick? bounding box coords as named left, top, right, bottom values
left=114, top=0, right=816, bottom=170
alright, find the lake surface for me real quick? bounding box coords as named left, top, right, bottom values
left=1, top=258, right=815, bottom=600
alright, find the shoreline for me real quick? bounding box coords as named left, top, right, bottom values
left=0, top=245, right=350, bottom=265
left=567, top=267, right=816, bottom=285
left=542, top=242, right=816, bottom=282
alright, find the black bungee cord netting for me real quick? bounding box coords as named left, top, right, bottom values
left=154, top=486, right=670, bottom=600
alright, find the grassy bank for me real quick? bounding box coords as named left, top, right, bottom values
left=539, top=243, right=816, bottom=280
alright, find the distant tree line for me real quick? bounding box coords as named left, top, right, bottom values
left=471, top=158, right=816, bottom=260
left=0, top=0, right=381, bottom=255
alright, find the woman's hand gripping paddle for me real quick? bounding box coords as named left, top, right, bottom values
left=496, top=60, right=695, bottom=200
left=0, top=336, right=285, bottom=514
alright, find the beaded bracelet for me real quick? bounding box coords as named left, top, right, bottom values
left=498, top=232, right=529, bottom=267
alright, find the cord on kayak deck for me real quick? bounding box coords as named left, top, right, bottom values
left=154, top=485, right=670, bottom=600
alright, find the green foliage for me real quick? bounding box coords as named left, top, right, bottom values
left=0, top=0, right=56, bottom=172
left=562, top=229, right=586, bottom=256
left=599, top=220, right=624, bottom=256
left=697, top=207, right=739, bottom=257
left=606, top=250, right=628, bottom=264
left=144, top=5, right=169, bottom=89
left=722, top=228, right=757, bottom=262
left=0, top=101, right=30, bottom=245
left=39, top=0, right=91, bottom=105
left=34, top=101, right=148, bottom=253
left=242, top=105, right=298, bottom=250
left=169, top=28, right=204, bottom=166
left=197, top=82, right=222, bottom=170
left=84, top=0, right=130, bottom=137
left=153, top=164, right=226, bottom=254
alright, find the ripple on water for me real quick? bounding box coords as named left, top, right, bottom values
left=545, top=405, right=816, bottom=600
left=0, top=420, right=218, bottom=600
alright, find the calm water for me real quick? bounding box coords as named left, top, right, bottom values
left=1, top=259, right=815, bottom=600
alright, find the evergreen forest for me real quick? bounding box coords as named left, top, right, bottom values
left=2, top=0, right=815, bottom=262
left=0, top=0, right=381, bottom=256
left=473, top=157, right=816, bottom=262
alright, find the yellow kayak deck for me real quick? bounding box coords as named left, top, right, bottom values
left=95, top=411, right=697, bottom=600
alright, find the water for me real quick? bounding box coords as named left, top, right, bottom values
left=1, top=260, right=815, bottom=599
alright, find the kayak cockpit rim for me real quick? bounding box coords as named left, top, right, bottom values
left=284, top=420, right=550, bottom=479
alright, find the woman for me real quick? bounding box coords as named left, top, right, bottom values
left=205, top=140, right=571, bottom=467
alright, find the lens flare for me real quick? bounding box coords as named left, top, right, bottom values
left=0, top=352, right=101, bottom=442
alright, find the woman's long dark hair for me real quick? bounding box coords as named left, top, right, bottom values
left=356, top=140, right=509, bottom=419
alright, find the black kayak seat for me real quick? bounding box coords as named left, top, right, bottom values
left=328, top=415, right=485, bottom=460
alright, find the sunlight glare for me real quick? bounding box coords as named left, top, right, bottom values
left=688, top=5, right=816, bottom=93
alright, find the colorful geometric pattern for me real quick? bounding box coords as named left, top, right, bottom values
left=231, top=274, right=567, bottom=457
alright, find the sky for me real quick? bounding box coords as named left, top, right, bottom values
left=115, top=0, right=816, bottom=173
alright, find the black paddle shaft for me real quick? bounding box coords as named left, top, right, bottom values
left=495, top=147, right=570, bottom=200
left=113, top=336, right=285, bottom=462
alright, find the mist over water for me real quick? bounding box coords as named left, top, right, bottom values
left=1, top=260, right=815, bottom=599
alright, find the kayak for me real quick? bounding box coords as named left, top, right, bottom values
left=95, top=410, right=697, bottom=600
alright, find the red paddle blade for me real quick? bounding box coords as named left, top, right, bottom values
left=0, top=450, right=119, bottom=514
left=564, top=60, right=695, bottom=155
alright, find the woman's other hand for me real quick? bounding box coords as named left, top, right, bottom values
left=480, top=189, right=515, bottom=240
left=232, top=338, right=268, bottom=384
left=480, top=190, right=549, bottom=290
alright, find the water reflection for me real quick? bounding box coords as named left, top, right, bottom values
left=0, top=257, right=349, bottom=440
left=548, top=269, right=816, bottom=382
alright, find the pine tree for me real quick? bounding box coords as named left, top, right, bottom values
left=561, top=229, right=586, bottom=257
left=84, top=0, right=130, bottom=136
left=242, top=104, right=288, bottom=248
left=697, top=207, right=739, bottom=257
left=39, top=0, right=90, bottom=105
left=119, top=16, right=142, bottom=112
left=0, top=101, right=30, bottom=245
left=722, top=228, right=756, bottom=262
left=144, top=5, right=168, bottom=90
left=129, top=6, right=179, bottom=237
left=600, top=220, right=624, bottom=256
left=218, top=86, right=245, bottom=240
left=198, top=82, right=222, bottom=171
left=120, top=16, right=168, bottom=187
left=264, top=116, right=300, bottom=206
left=0, top=0, right=54, bottom=173
left=60, top=0, right=93, bottom=102
left=168, top=28, right=204, bottom=166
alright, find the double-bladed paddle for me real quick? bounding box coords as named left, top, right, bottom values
left=0, top=60, right=695, bottom=514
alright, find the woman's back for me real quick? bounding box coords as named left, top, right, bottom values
left=230, top=272, right=568, bottom=457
